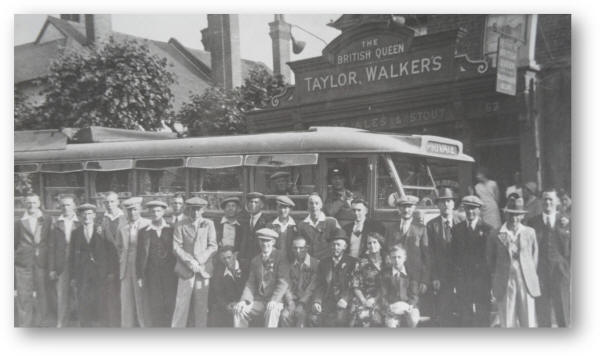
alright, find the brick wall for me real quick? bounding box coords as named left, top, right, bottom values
left=425, top=15, right=488, bottom=58
left=535, top=14, right=571, bottom=66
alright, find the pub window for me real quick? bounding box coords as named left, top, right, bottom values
left=376, top=155, right=436, bottom=209
left=14, top=164, right=40, bottom=211
left=40, top=161, right=86, bottom=210
left=135, top=158, right=185, bottom=205
left=247, top=154, right=319, bottom=212
left=188, top=154, right=245, bottom=211
left=324, top=157, right=369, bottom=220
left=86, top=159, right=134, bottom=209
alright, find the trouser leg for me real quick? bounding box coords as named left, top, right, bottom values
left=56, top=269, right=70, bottom=327
left=171, top=277, right=194, bottom=328
left=192, top=278, right=210, bottom=327
left=499, top=267, right=519, bottom=328
left=536, top=284, right=553, bottom=327
left=264, top=302, right=283, bottom=328
left=15, top=267, right=34, bottom=327
left=120, top=277, right=136, bottom=327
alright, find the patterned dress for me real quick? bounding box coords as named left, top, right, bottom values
left=350, top=256, right=385, bottom=327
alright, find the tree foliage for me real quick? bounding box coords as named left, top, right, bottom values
left=29, top=37, right=176, bottom=130
left=177, top=66, right=287, bottom=136
left=14, top=86, right=39, bottom=130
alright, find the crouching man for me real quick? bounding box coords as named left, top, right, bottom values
left=233, top=228, right=289, bottom=327
left=381, top=243, right=420, bottom=328
left=208, top=246, right=247, bottom=327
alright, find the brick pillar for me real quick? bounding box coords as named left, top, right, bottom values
left=205, top=14, right=242, bottom=89
left=269, top=14, right=292, bottom=82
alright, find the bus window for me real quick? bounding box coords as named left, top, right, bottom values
left=135, top=158, right=185, bottom=204
left=189, top=167, right=243, bottom=211
left=376, top=155, right=437, bottom=209
left=86, top=159, right=133, bottom=208
left=42, top=172, right=86, bottom=210
left=324, top=157, right=368, bottom=221
left=14, top=164, right=40, bottom=211
left=253, top=166, right=318, bottom=211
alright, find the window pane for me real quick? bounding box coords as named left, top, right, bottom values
left=86, top=159, right=133, bottom=171
left=14, top=172, right=40, bottom=210
left=376, top=155, right=436, bottom=209
left=190, top=167, right=243, bottom=211
left=135, top=158, right=184, bottom=170
left=15, top=164, right=39, bottom=173
left=43, top=172, right=85, bottom=210
left=245, top=153, right=318, bottom=167
left=136, top=168, right=186, bottom=204
left=90, top=171, right=133, bottom=208
left=187, top=156, right=243, bottom=169
left=325, top=158, right=368, bottom=220
left=253, top=166, right=318, bottom=211
left=40, top=162, right=83, bottom=173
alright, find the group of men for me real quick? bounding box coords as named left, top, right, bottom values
left=14, top=180, right=570, bottom=328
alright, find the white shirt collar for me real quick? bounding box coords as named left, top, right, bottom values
left=146, top=219, right=169, bottom=232
left=220, top=216, right=240, bottom=225
left=500, top=222, right=524, bottom=240
left=441, top=215, right=454, bottom=225
left=294, top=253, right=311, bottom=268
left=58, top=214, right=79, bottom=222
left=21, top=210, right=43, bottom=220
left=272, top=216, right=296, bottom=227
left=304, top=212, right=326, bottom=227
left=393, top=264, right=407, bottom=277
left=224, top=259, right=240, bottom=277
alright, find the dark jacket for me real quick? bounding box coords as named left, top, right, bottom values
left=214, top=217, right=244, bottom=251
left=342, top=219, right=386, bottom=258
left=426, top=215, right=461, bottom=285
left=239, top=212, right=270, bottom=261
left=313, top=254, right=357, bottom=309
left=380, top=267, right=419, bottom=306
left=297, top=215, right=340, bottom=261
left=48, top=217, right=81, bottom=275
left=240, top=249, right=289, bottom=303
left=527, top=213, right=571, bottom=288
left=69, top=224, right=113, bottom=285
left=385, top=220, right=431, bottom=286
left=136, top=225, right=176, bottom=280
left=14, top=214, right=52, bottom=269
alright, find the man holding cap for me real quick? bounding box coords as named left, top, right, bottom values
left=268, top=196, right=297, bottom=261
left=425, top=187, right=461, bottom=326
left=233, top=228, right=289, bottom=328
left=385, top=195, right=431, bottom=297
left=171, top=197, right=217, bottom=327
left=311, top=228, right=357, bottom=327
left=115, top=197, right=149, bottom=327
left=452, top=195, right=493, bottom=326
left=136, top=200, right=177, bottom=327
left=69, top=203, right=114, bottom=327
left=487, top=196, right=540, bottom=328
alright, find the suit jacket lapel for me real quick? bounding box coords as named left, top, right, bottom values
left=19, top=219, right=34, bottom=243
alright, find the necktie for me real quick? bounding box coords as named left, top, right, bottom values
left=444, top=220, right=452, bottom=241
left=545, top=216, right=552, bottom=229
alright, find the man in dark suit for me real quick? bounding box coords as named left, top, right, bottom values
left=215, top=196, right=244, bottom=251
left=342, top=198, right=385, bottom=259
left=14, top=193, right=52, bottom=327
left=208, top=246, right=248, bottom=327
left=48, top=195, right=80, bottom=327
left=425, top=187, right=461, bottom=326
left=233, top=228, right=289, bottom=328
left=452, top=195, right=493, bottom=326
left=240, top=192, right=270, bottom=261
left=166, top=193, right=187, bottom=226
left=311, top=228, right=357, bottom=327
left=69, top=203, right=115, bottom=327
left=384, top=195, right=431, bottom=297
left=528, top=189, right=571, bottom=327
left=136, top=200, right=177, bottom=327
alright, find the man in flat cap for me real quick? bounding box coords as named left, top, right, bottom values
left=48, top=195, right=80, bottom=327
left=167, top=193, right=187, bottom=226
left=528, top=189, right=571, bottom=327
left=269, top=171, right=295, bottom=196
left=384, top=195, right=431, bottom=298
left=268, top=196, right=298, bottom=261
left=452, top=195, right=493, bottom=326
left=115, top=197, right=149, bottom=327
left=342, top=198, right=386, bottom=259
left=487, top=196, right=540, bottom=328
left=425, top=187, right=461, bottom=326
left=298, top=194, right=341, bottom=261
left=171, top=197, right=218, bottom=327
left=14, top=193, right=52, bottom=327
left=280, top=234, right=319, bottom=327
left=311, top=228, right=357, bottom=327
left=324, top=168, right=355, bottom=221
left=136, top=200, right=178, bottom=327
left=233, top=228, right=289, bottom=328
left=69, top=204, right=115, bottom=327
left=215, top=196, right=244, bottom=252
left=241, top=192, right=269, bottom=261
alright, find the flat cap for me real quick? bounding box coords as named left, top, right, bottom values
left=77, top=203, right=97, bottom=212
left=327, top=227, right=349, bottom=243
left=329, top=168, right=345, bottom=177
left=123, top=197, right=143, bottom=209
left=395, top=195, right=419, bottom=206
left=145, top=200, right=168, bottom=209
left=255, top=228, right=279, bottom=241
left=185, top=197, right=208, bottom=207
left=461, top=195, right=484, bottom=208
left=246, top=192, right=265, bottom=201
left=220, top=196, right=241, bottom=209
left=269, top=171, right=290, bottom=180
left=275, top=195, right=295, bottom=207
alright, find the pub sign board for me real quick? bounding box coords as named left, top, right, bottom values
left=288, top=23, right=460, bottom=105
left=496, top=36, right=518, bottom=96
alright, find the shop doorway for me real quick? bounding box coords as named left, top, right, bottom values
left=473, top=141, right=520, bottom=205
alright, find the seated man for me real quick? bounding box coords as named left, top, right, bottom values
left=208, top=246, right=247, bottom=327
left=233, top=228, right=289, bottom=328
left=280, top=234, right=319, bottom=327
left=381, top=243, right=420, bottom=328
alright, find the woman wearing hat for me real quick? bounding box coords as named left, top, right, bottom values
left=487, top=196, right=541, bottom=328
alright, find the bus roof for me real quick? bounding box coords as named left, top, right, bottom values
left=14, top=126, right=474, bottom=163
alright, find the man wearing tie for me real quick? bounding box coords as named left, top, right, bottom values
left=385, top=195, right=431, bottom=297
left=452, top=195, right=493, bottom=326
left=425, top=187, right=461, bottom=326
left=115, top=197, right=149, bottom=327
left=342, top=199, right=385, bottom=259
left=241, top=192, right=269, bottom=261
left=528, top=189, right=571, bottom=327
left=14, top=193, right=52, bottom=327
left=48, top=196, right=80, bottom=327
left=171, top=197, right=218, bottom=328
left=167, top=193, right=186, bottom=226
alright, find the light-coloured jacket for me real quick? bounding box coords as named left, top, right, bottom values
left=172, top=218, right=218, bottom=279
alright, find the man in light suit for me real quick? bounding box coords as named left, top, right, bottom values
left=14, top=193, right=52, bottom=327
left=115, top=197, right=149, bottom=327
left=48, top=196, right=80, bottom=327
left=384, top=195, right=431, bottom=297
left=171, top=197, right=218, bottom=328
left=487, top=196, right=541, bottom=328
left=233, top=228, right=289, bottom=328
left=528, top=189, right=571, bottom=327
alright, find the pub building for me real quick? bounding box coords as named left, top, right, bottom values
left=248, top=14, right=571, bottom=197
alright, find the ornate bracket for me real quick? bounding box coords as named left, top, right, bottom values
left=455, top=54, right=490, bottom=74
left=270, top=85, right=294, bottom=108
